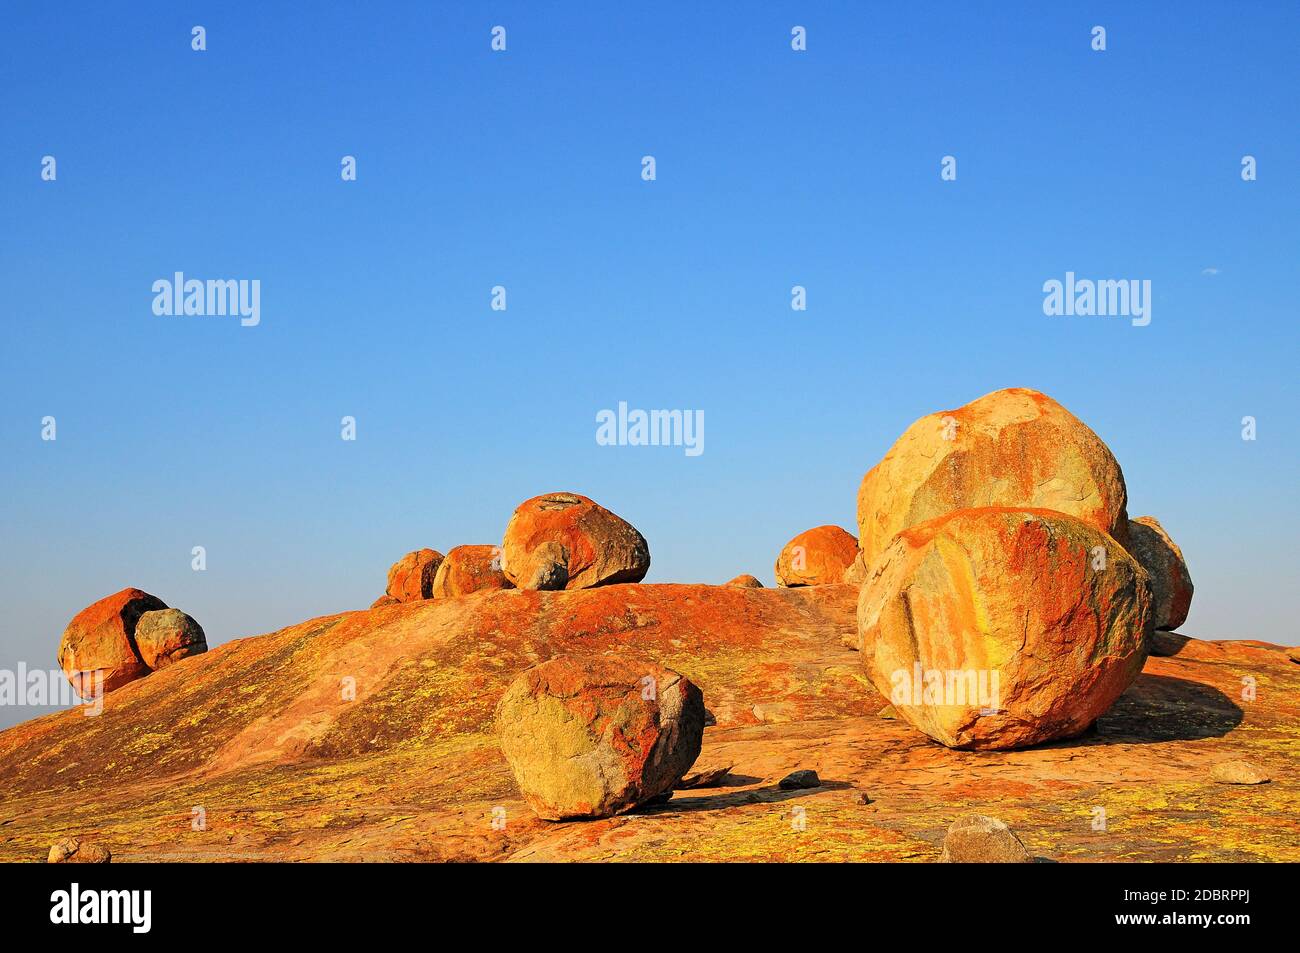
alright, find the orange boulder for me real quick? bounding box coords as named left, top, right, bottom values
left=856, top=388, right=1129, bottom=569
left=431, top=545, right=514, bottom=598
left=1126, top=517, right=1193, bottom=631
left=385, top=549, right=444, bottom=602
left=501, top=493, right=649, bottom=590
left=57, top=588, right=166, bottom=698
left=495, top=654, right=705, bottom=819
left=725, top=574, right=764, bottom=588
left=858, top=507, right=1151, bottom=750
left=775, top=525, right=858, bottom=587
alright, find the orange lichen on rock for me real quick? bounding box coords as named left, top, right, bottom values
left=501, top=493, right=649, bottom=590
left=431, top=545, right=514, bottom=598
left=855, top=388, right=1130, bottom=569
left=858, top=507, right=1151, bottom=750
left=775, top=525, right=858, bottom=587
left=386, top=549, right=444, bottom=602
left=57, top=587, right=166, bottom=698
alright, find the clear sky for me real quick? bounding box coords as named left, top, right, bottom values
left=1, top=2, right=1297, bottom=728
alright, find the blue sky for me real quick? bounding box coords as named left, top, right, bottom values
left=2, top=2, right=1297, bottom=727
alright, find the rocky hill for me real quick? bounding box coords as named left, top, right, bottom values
left=2, top=583, right=1295, bottom=862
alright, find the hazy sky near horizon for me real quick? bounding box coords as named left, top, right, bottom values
left=1, top=2, right=1297, bottom=728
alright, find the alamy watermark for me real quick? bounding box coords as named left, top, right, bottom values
left=890, top=663, right=1001, bottom=712
left=1042, top=272, right=1150, bottom=327
left=152, top=272, right=260, bottom=327
left=0, top=662, right=102, bottom=716
left=596, top=401, right=703, bottom=457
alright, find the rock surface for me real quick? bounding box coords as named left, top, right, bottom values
left=2, top=584, right=1294, bottom=862
left=501, top=493, right=650, bottom=590
left=725, top=574, right=764, bottom=588
left=135, top=608, right=208, bottom=670
left=495, top=655, right=705, bottom=819
left=938, top=815, right=1032, bottom=863
left=779, top=769, right=820, bottom=790
left=775, top=525, right=858, bottom=587
left=432, top=545, right=513, bottom=598
left=385, top=549, right=444, bottom=603
left=47, top=837, right=111, bottom=863
left=1127, top=516, right=1194, bottom=631
left=858, top=507, right=1151, bottom=749
left=370, top=595, right=399, bottom=609
left=57, top=588, right=166, bottom=698
left=1211, top=760, right=1270, bottom=785
left=855, top=388, right=1130, bottom=569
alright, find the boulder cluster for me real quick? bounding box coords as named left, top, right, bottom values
left=369, top=491, right=650, bottom=607
left=853, top=387, right=1192, bottom=750
left=57, top=588, right=207, bottom=699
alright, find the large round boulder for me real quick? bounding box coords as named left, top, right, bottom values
left=1126, top=516, right=1193, bottom=631
left=858, top=507, right=1151, bottom=750
left=385, top=549, right=444, bottom=602
left=775, top=525, right=858, bottom=587
left=58, top=588, right=166, bottom=699
left=501, top=493, right=649, bottom=591
left=431, top=545, right=514, bottom=598
left=495, top=655, right=705, bottom=819
left=134, top=608, right=207, bottom=670
left=855, top=388, right=1130, bottom=569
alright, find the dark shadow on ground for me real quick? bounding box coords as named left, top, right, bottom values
left=633, top=780, right=854, bottom=816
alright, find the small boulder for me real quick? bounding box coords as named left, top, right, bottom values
left=778, top=769, right=820, bottom=790
left=134, top=608, right=207, bottom=670
left=431, top=545, right=514, bottom=598
left=370, top=595, right=400, bottom=609
left=1211, top=761, right=1270, bottom=785
left=501, top=493, right=650, bottom=591
left=47, top=837, right=111, bottom=864
left=1126, top=516, right=1194, bottom=631
left=856, top=388, right=1130, bottom=569
left=939, top=815, right=1032, bottom=863
left=775, top=525, right=859, bottom=587
left=58, top=588, right=166, bottom=698
left=495, top=655, right=704, bottom=819
left=385, top=549, right=444, bottom=602
left=725, top=574, right=764, bottom=588
left=859, top=507, right=1151, bottom=750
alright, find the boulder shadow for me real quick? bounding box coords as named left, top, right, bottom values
left=634, top=779, right=854, bottom=816
left=1082, top=673, right=1243, bottom=745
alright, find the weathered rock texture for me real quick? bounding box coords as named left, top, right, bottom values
left=775, top=525, right=859, bottom=587
left=135, top=609, right=208, bottom=671
left=502, top=493, right=649, bottom=590
left=431, top=545, right=513, bottom=598
left=1127, top=517, right=1194, bottom=631
left=57, top=588, right=167, bottom=698
left=725, top=574, right=764, bottom=588
left=4, top=584, right=1294, bottom=862
left=938, top=815, right=1032, bottom=863
left=386, top=549, right=444, bottom=603
left=47, top=837, right=111, bottom=864
left=856, top=388, right=1130, bottom=569
left=496, top=655, right=704, bottom=819
left=858, top=507, right=1152, bottom=750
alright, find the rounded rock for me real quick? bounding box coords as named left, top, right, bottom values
left=495, top=655, right=704, bottom=819
left=856, top=388, right=1130, bottom=569
left=775, top=525, right=859, bottom=587
left=135, top=608, right=207, bottom=671
left=858, top=507, right=1152, bottom=750
left=501, top=493, right=649, bottom=591
left=1126, top=516, right=1193, bottom=631
left=58, top=588, right=166, bottom=699
left=385, top=549, right=444, bottom=602
left=431, top=545, right=514, bottom=598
